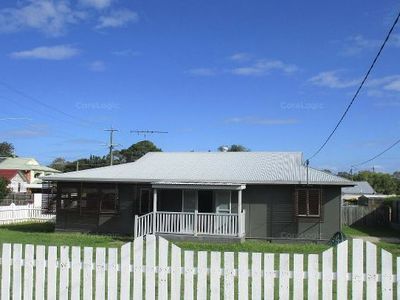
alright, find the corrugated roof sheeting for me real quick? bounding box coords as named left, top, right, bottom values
left=0, top=157, right=60, bottom=173
left=342, top=181, right=376, bottom=194
left=44, top=152, right=352, bottom=185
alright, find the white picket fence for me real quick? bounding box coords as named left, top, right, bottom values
left=0, top=203, right=55, bottom=225
left=0, top=236, right=399, bottom=299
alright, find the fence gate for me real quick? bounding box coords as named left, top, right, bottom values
left=0, top=236, right=399, bottom=299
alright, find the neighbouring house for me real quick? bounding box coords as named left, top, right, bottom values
left=0, top=170, right=29, bottom=193
left=342, top=181, right=390, bottom=206
left=0, top=157, right=60, bottom=206
left=44, top=152, right=353, bottom=241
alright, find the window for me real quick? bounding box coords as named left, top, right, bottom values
left=295, top=189, right=321, bottom=217
left=139, top=189, right=152, bottom=214
left=100, top=185, right=118, bottom=213
left=215, top=191, right=231, bottom=214
left=60, top=186, right=79, bottom=210
left=81, top=185, right=98, bottom=213
left=182, top=190, right=197, bottom=212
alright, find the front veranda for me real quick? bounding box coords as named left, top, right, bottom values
left=134, top=183, right=246, bottom=239
left=54, top=181, right=246, bottom=238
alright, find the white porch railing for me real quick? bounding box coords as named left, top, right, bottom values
left=134, top=210, right=245, bottom=238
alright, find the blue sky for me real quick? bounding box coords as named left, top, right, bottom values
left=0, top=0, right=399, bottom=173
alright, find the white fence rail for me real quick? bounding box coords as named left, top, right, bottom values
left=0, top=204, right=55, bottom=225
left=135, top=211, right=245, bottom=238
left=0, top=237, right=399, bottom=299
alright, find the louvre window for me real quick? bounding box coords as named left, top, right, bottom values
left=295, top=189, right=321, bottom=217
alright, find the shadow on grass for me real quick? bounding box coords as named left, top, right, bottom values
left=0, top=222, right=133, bottom=244
left=343, top=224, right=400, bottom=238
left=0, top=222, right=55, bottom=232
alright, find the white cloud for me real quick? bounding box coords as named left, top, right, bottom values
left=225, top=116, right=298, bottom=125
left=0, top=124, right=49, bottom=138
left=231, top=59, right=298, bottom=76
left=309, top=71, right=360, bottom=88
left=229, top=52, right=251, bottom=62
left=10, top=45, right=80, bottom=60
left=112, top=49, right=141, bottom=57
left=96, top=9, right=139, bottom=29
left=89, top=60, right=106, bottom=72
left=0, top=117, right=32, bottom=121
left=340, top=34, right=400, bottom=56
left=79, top=0, right=113, bottom=10
left=341, top=35, right=381, bottom=56
left=384, top=79, right=400, bottom=91
left=186, top=68, right=216, bottom=76
left=0, top=0, right=85, bottom=36
left=310, top=72, right=400, bottom=107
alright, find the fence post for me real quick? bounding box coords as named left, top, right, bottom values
left=240, top=210, right=246, bottom=238
left=11, top=203, right=15, bottom=221
left=134, top=215, right=138, bottom=238
left=153, top=189, right=157, bottom=234
left=194, top=210, right=198, bottom=236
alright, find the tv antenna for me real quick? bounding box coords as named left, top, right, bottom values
left=130, top=130, right=168, bottom=139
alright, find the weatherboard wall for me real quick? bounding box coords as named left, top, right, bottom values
left=54, top=181, right=341, bottom=240
left=242, top=185, right=341, bottom=240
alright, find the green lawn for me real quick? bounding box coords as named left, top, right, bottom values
left=343, top=224, right=400, bottom=257
left=0, top=222, right=399, bottom=259
left=175, top=239, right=330, bottom=255
left=0, top=222, right=130, bottom=248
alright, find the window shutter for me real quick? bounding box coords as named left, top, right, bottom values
left=308, top=189, right=320, bottom=216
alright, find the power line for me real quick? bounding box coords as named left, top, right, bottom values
left=0, top=80, right=98, bottom=129
left=351, top=137, right=400, bottom=169
left=307, top=9, right=400, bottom=161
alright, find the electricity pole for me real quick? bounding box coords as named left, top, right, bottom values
left=104, top=127, right=119, bottom=166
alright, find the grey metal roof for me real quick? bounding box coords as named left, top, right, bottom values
left=44, top=152, right=353, bottom=185
left=342, top=181, right=376, bottom=195
left=0, top=157, right=60, bottom=173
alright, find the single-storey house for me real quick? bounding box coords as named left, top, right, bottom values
left=0, top=157, right=60, bottom=206
left=342, top=181, right=376, bottom=201
left=0, top=170, right=29, bottom=193
left=44, top=152, right=353, bottom=241
left=342, top=181, right=392, bottom=207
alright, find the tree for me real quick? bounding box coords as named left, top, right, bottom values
left=0, top=178, right=10, bottom=200
left=0, top=142, right=15, bottom=157
left=218, top=144, right=249, bottom=152
left=352, top=171, right=399, bottom=195
left=49, top=157, right=67, bottom=172
left=63, top=155, right=108, bottom=172
left=337, top=171, right=353, bottom=180
left=119, top=140, right=162, bottom=162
